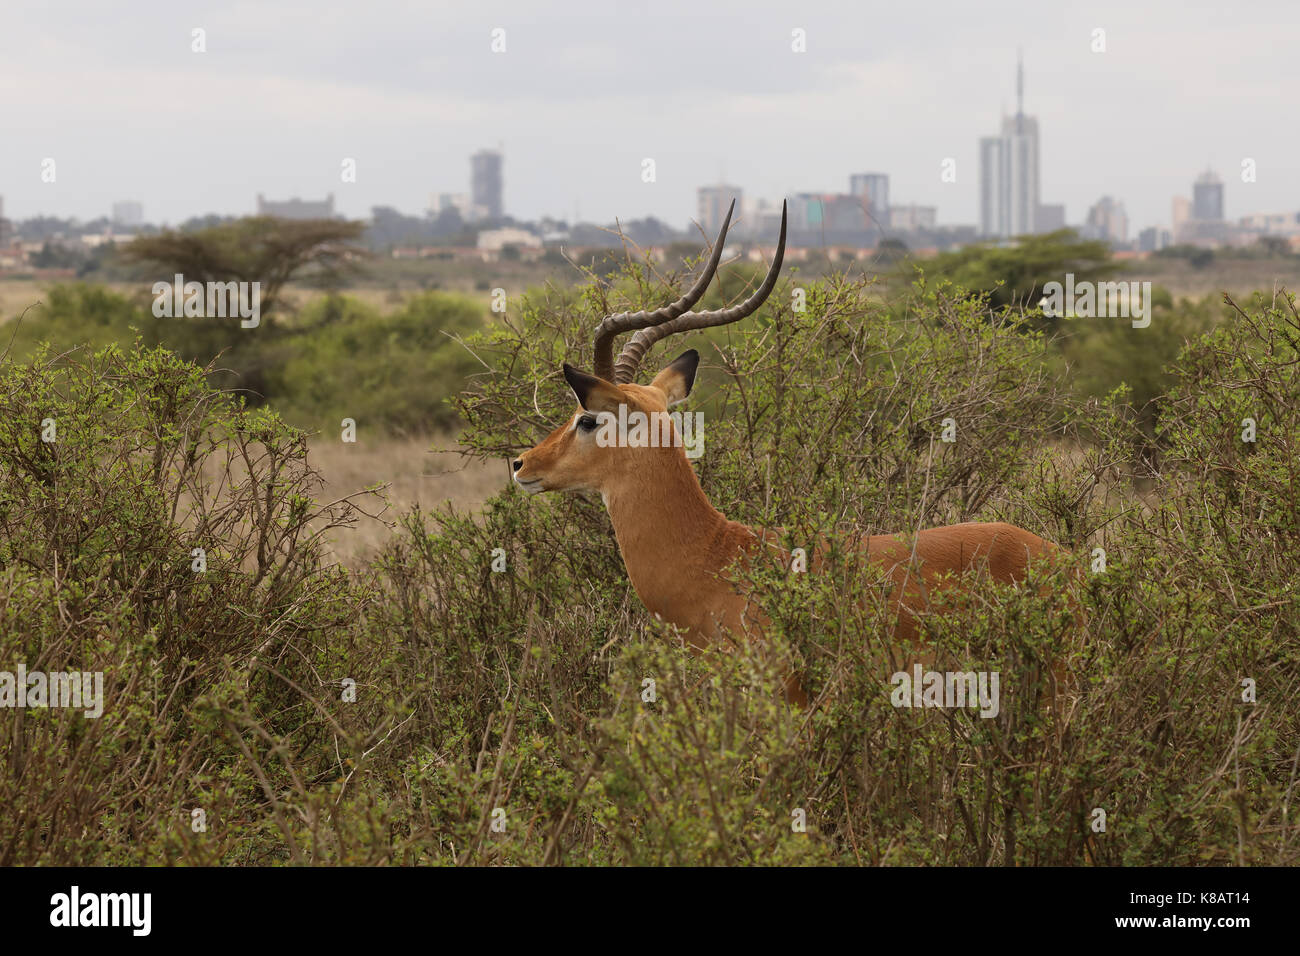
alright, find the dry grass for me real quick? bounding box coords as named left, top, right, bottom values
left=1131, top=257, right=1300, bottom=299
left=306, top=432, right=505, bottom=567
left=0, top=280, right=59, bottom=321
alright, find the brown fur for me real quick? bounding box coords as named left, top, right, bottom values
left=515, top=360, right=1074, bottom=709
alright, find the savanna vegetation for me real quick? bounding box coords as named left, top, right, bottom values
left=0, top=224, right=1297, bottom=865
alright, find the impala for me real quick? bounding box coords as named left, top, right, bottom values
left=512, top=201, right=1073, bottom=707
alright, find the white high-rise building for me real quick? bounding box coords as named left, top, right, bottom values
left=978, top=136, right=1006, bottom=237
left=978, top=55, right=1041, bottom=238
left=1003, top=113, right=1039, bottom=236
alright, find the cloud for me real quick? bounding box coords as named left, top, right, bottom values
left=1, top=0, right=1296, bottom=229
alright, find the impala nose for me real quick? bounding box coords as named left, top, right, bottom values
left=512, top=458, right=523, bottom=472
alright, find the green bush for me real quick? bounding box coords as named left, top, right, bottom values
left=900, top=230, right=1118, bottom=324
left=1058, top=288, right=1218, bottom=439
left=1, top=267, right=1296, bottom=865
left=4, top=285, right=482, bottom=434
left=0, top=344, right=377, bottom=864
left=272, top=292, right=483, bottom=434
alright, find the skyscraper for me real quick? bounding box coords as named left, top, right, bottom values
left=978, top=55, right=1041, bottom=238
left=111, top=201, right=144, bottom=227
left=697, top=184, right=741, bottom=236
left=471, top=149, right=504, bottom=222
left=849, top=173, right=890, bottom=227
left=1176, top=169, right=1230, bottom=245
left=978, top=136, right=1006, bottom=237
left=1036, top=203, right=1066, bottom=232
left=1192, top=169, right=1224, bottom=221
left=1084, top=196, right=1128, bottom=244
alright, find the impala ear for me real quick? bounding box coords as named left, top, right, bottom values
left=563, top=363, right=624, bottom=412
left=648, top=350, right=699, bottom=407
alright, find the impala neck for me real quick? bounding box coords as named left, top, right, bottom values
left=601, top=448, right=736, bottom=624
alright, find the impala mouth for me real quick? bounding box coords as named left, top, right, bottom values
left=513, top=474, right=544, bottom=494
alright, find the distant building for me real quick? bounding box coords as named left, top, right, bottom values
left=788, top=193, right=870, bottom=236
left=1137, top=226, right=1171, bottom=252
left=111, top=201, right=144, bottom=227
left=1172, top=172, right=1231, bottom=245
left=698, top=184, right=742, bottom=237
left=849, top=173, right=890, bottom=226
left=82, top=232, right=139, bottom=248
left=749, top=199, right=787, bottom=240
left=1084, top=196, right=1128, bottom=244
left=435, top=193, right=473, bottom=220
left=1192, top=169, right=1224, bottom=221
left=256, top=194, right=335, bottom=219
left=1036, top=203, right=1066, bottom=232
left=979, top=55, right=1041, bottom=237
left=477, top=227, right=541, bottom=251
left=1238, top=211, right=1300, bottom=236
left=1001, top=110, right=1040, bottom=235
left=477, top=227, right=541, bottom=260
left=471, top=150, right=504, bottom=221
left=786, top=194, right=821, bottom=232
left=1177, top=221, right=1236, bottom=246
left=978, top=136, right=1007, bottom=237
left=889, top=204, right=937, bottom=231
left=737, top=196, right=780, bottom=238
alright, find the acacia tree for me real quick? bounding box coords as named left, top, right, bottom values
left=124, top=216, right=368, bottom=321
left=905, top=229, right=1118, bottom=327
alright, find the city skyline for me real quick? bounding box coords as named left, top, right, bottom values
left=0, top=157, right=1280, bottom=250
left=3, top=0, right=1297, bottom=233
left=0, top=123, right=1278, bottom=254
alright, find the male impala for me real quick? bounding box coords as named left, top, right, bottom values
left=512, top=201, right=1071, bottom=706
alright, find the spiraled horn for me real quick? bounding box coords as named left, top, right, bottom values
left=613, top=200, right=786, bottom=384
left=590, top=200, right=735, bottom=383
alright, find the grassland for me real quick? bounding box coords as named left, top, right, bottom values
left=1, top=245, right=1297, bottom=866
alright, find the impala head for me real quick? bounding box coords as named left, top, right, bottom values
left=512, top=199, right=787, bottom=497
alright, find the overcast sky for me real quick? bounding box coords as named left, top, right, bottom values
left=2, top=0, right=1296, bottom=231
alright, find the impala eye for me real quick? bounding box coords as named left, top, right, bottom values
left=577, top=414, right=597, bottom=432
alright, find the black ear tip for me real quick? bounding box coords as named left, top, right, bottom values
left=672, top=349, right=700, bottom=390
left=563, top=363, right=594, bottom=407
